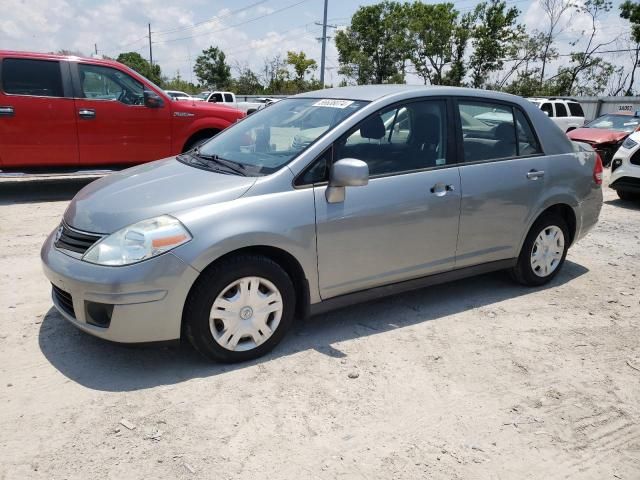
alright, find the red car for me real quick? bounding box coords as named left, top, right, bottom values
left=567, top=112, right=640, bottom=166
left=0, top=51, right=244, bottom=170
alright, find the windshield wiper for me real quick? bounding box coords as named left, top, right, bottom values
left=192, top=148, right=248, bottom=176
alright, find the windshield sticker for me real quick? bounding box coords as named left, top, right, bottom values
left=313, top=99, right=355, bottom=109
left=624, top=121, right=639, bottom=126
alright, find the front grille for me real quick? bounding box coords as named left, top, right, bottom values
left=55, top=223, right=102, bottom=254
left=630, top=150, right=640, bottom=166
left=52, top=284, right=75, bottom=318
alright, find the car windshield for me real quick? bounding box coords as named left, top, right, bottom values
left=586, top=114, right=640, bottom=133
left=192, top=98, right=368, bottom=175
left=196, top=92, right=209, bottom=99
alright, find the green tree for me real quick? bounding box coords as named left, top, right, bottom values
left=621, top=0, right=640, bottom=94
left=230, top=66, right=264, bottom=95
left=468, top=0, right=524, bottom=88
left=408, top=2, right=464, bottom=85
left=286, top=51, right=317, bottom=82
left=550, top=0, right=613, bottom=95
left=116, top=52, right=162, bottom=85
left=442, top=12, right=473, bottom=86
left=163, top=71, right=199, bottom=94
left=335, top=1, right=408, bottom=84
left=194, top=46, right=231, bottom=89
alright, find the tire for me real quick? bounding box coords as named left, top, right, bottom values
left=617, top=190, right=639, bottom=201
left=510, top=213, right=570, bottom=287
left=184, top=255, right=296, bottom=363
left=183, top=131, right=218, bottom=152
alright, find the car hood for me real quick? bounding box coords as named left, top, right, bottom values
left=64, top=157, right=257, bottom=234
left=567, top=128, right=629, bottom=144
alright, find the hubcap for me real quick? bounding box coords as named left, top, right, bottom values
left=209, top=276, right=283, bottom=352
left=531, top=225, right=565, bottom=277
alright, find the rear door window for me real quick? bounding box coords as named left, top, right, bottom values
left=555, top=102, right=568, bottom=117
left=1, top=58, right=64, bottom=97
left=458, top=101, right=517, bottom=162
left=568, top=102, right=584, bottom=117
left=224, top=93, right=234, bottom=102
left=540, top=102, right=553, bottom=117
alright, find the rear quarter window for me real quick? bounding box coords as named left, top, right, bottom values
left=568, top=102, right=584, bottom=117
left=1, top=58, right=64, bottom=97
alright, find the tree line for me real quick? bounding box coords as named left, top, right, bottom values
left=335, top=0, right=640, bottom=97
left=111, top=47, right=321, bottom=96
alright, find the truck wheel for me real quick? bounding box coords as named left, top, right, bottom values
left=510, top=214, right=569, bottom=287
left=184, top=255, right=296, bottom=363
left=183, top=131, right=219, bottom=152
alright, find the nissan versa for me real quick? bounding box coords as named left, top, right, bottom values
left=41, top=86, right=603, bottom=362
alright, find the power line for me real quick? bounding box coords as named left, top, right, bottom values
left=152, top=0, right=271, bottom=37
left=153, top=0, right=313, bottom=45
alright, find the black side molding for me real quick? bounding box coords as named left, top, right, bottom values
left=310, top=259, right=517, bottom=316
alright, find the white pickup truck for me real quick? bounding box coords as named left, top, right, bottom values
left=197, top=91, right=280, bottom=114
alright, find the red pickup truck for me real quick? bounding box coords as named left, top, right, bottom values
left=0, top=51, right=244, bottom=170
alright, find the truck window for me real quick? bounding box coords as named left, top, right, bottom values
left=1, top=58, right=64, bottom=97
left=555, top=102, right=568, bottom=117
left=77, top=64, right=144, bottom=105
left=224, top=93, right=234, bottom=103
left=540, top=102, right=553, bottom=117
left=212, top=93, right=224, bottom=102
left=568, top=102, right=584, bottom=117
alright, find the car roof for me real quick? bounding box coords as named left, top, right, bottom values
left=294, top=84, right=528, bottom=103
left=0, top=50, right=124, bottom=69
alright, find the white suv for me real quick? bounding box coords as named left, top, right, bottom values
left=528, top=97, right=585, bottom=132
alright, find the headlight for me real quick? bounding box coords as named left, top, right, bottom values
left=82, top=215, right=191, bottom=266
left=622, top=136, right=638, bottom=150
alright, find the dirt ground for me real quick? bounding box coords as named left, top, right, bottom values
left=0, top=171, right=638, bottom=480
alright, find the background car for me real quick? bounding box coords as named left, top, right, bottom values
left=528, top=97, right=585, bottom=132
left=164, top=90, right=202, bottom=101
left=567, top=112, right=640, bottom=166
left=0, top=51, right=244, bottom=170
left=610, top=131, right=640, bottom=201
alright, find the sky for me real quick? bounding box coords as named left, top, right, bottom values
left=0, top=0, right=634, bottom=87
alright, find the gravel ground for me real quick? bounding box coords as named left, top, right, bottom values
left=0, top=171, right=639, bottom=479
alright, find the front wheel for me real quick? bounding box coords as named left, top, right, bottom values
left=184, top=255, right=296, bottom=362
left=618, top=190, right=639, bottom=201
left=510, top=214, right=569, bottom=286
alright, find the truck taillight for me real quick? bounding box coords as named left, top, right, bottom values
left=593, top=153, right=603, bottom=185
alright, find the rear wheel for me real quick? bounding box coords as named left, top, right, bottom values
left=184, top=255, right=296, bottom=363
left=510, top=214, right=569, bottom=286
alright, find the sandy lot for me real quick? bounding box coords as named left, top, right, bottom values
left=0, top=172, right=639, bottom=479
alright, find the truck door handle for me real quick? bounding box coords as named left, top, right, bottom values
left=78, top=108, right=96, bottom=119
left=0, top=106, right=14, bottom=117
left=430, top=183, right=455, bottom=196
left=526, top=169, right=545, bottom=180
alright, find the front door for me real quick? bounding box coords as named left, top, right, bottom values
left=314, top=99, right=461, bottom=299
left=72, top=63, right=171, bottom=166
left=0, top=57, right=78, bottom=168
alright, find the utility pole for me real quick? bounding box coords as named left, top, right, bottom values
left=148, top=23, right=153, bottom=66
left=320, top=0, right=328, bottom=87
left=94, top=43, right=98, bottom=56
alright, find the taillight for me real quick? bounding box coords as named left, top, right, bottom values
left=593, top=153, right=603, bottom=185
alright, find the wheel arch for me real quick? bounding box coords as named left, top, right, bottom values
left=182, top=128, right=221, bottom=152
left=181, top=245, right=311, bottom=337
left=520, top=202, right=578, bottom=253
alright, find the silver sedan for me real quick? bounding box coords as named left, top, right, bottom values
left=42, top=85, right=603, bottom=362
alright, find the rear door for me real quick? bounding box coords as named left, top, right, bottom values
left=313, top=98, right=461, bottom=299
left=454, top=99, right=547, bottom=268
left=0, top=57, right=78, bottom=168
left=71, top=62, right=172, bottom=166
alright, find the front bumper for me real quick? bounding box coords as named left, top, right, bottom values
left=41, top=229, right=200, bottom=343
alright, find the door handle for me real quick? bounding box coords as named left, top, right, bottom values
left=430, top=183, right=455, bottom=196
left=78, top=108, right=96, bottom=119
left=0, top=106, right=14, bottom=117
left=526, top=169, right=545, bottom=180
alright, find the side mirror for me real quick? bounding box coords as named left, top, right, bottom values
left=144, top=90, right=164, bottom=108
left=543, top=111, right=549, bottom=116
left=326, top=158, right=369, bottom=203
